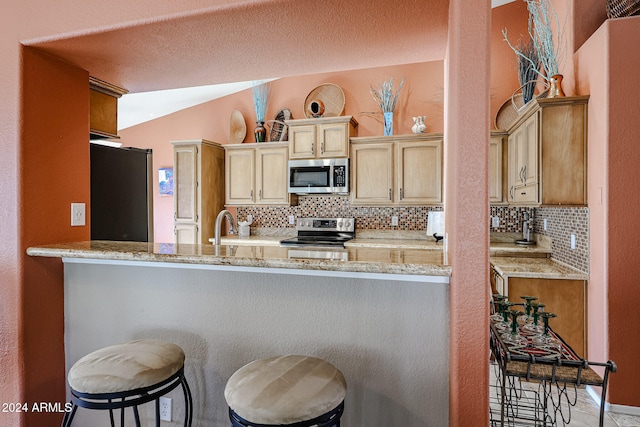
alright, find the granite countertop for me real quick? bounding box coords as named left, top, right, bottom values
left=27, top=240, right=451, bottom=278
left=216, top=231, right=552, bottom=254
left=490, top=256, right=588, bottom=280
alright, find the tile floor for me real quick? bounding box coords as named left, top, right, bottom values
left=489, top=362, right=640, bottom=426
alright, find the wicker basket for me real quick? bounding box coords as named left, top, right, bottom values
left=607, top=0, right=640, bottom=18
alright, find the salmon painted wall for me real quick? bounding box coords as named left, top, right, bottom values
left=491, top=0, right=530, bottom=125
left=606, top=17, right=640, bottom=407
left=119, top=2, right=529, bottom=244
left=119, top=61, right=446, bottom=243
left=19, top=47, right=91, bottom=425
left=446, top=0, right=491, bottom=424
left=576, top=15, right=640, bottom=408
left=575, top=19, right=609, bottom=379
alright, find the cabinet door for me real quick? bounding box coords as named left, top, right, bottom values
left=317, top=122, right=349, bottom=158
left=508, top=114, right=539, bottom=204
left=350, top=143, right=394, bottom=205
left=256, top=146, right=289, bottom=205
left=522, top=114, right=538, bottom=186
left=174, top=145, right=198, bottom=222
left=288, top=125, right=317, bottom=159
left=225, top=149, right=255, bottom=205
left=489, top=136, right=503, bottom=203
left=396, top=139, right=442, bottom=204
left=507, top=278, right=586, bottom=358
left=175, top=222, right=198, bottom=244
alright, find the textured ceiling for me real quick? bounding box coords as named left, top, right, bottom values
left=29, top=0, right=450, bottom=94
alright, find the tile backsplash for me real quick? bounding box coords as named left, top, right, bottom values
left=490, top=205, right=589, bottom=273
left=237, top=197, right=589, bottom=273
left=236, top=195, right=443, bottom=230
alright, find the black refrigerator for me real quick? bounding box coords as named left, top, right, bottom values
left=90, top=143, right=154, bottom=242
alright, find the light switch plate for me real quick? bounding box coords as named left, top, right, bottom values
left=391, top=216, right=399, bottom=226
left=71, top=203, right=85, bottom=226
left=491, top=216, right=500, bottom=228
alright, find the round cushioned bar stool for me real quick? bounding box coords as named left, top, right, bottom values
left=224, top=355, right=346, bottom=427
left=62, top=339, right=193, bottom=427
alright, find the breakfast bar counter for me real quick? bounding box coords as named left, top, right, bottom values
left=27, top=240, right=451, bottom=280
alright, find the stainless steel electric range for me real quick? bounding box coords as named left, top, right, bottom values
left=280, top=217, right=355, bottom=260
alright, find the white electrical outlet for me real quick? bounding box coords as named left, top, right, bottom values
left=543, top=219, right=548, bottom=231
left=160, top=397, right=172, bottom=422
left=71, top=203, right=85, bottom=226
left=288, top=215, right=295, bottom=225
left=391, top=216, right=398, bottom=226
left=570, top=234, right=576, bottom=250
left=491, top=216, right=500, bottom=228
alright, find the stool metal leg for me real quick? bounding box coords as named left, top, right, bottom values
left=155, top=398, right=161, bottom=427
left=132, top=405, right=141, bottom=427
left=181, top=376, right=194, bottom=427
left=61, top=403, right=77, bottom=427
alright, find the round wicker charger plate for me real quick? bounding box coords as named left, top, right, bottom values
left=304, top=83, right=345, bottom=118
left=229, top=110, right=246, bottom=144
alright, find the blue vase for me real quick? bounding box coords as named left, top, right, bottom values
left=384, top=111, right=394, bottom=136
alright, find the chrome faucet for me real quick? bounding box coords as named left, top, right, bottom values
left=214, top=210, right=236, bottom=245
left=522, top=211, right=531, bottom=242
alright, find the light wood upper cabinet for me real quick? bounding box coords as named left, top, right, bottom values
left=172, top=139, right=225, bottom=244
left=396, top=139, right=442, bottom=204
left=507, top=96, right=588, bottom=206
left=286, top=116, right=357, bottom=159
left=225, top=142, right=293, bottom=206
left=350, top=142, right=394, bottom=204
left=256, top=146, right=290, bottom=204
left=174, top=144, right=199, bottom=222
left=89, top=77, right=127, bottom=139
left=490, top=133, right=507, bottom=204
left=225, top=148, right=256, bottom=204
left=350, top=134, right=443, bottom=206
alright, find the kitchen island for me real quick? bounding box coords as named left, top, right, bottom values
left=28, top=240, right=451, bottom=426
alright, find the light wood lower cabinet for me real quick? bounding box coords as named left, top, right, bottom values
left=172, top=139, right=225, bottom=244
left=350, top=134, right=443, bottom=206
left=497, top=274, right=587, bottom=358
left=225, top=142, right=294, bottom=206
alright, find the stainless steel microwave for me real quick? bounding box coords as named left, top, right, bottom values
left=288, top=158, right=349, bottom=194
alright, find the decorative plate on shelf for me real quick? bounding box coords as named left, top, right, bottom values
left=229, top=110, right=247, bottom=144
left=303, top=83, right=345, bottom=118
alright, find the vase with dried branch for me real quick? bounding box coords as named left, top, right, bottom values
left=517, top=39, right=539, bottom=104
left=503, top=0, right=566, bottom=99
left=370, top=77, right=405, bottom=136
left=251, top=81, right=270, bottom=142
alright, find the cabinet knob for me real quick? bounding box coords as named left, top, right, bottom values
left=259, top=189, right=262, bottom=200
left=320, top=142, right=324, bottom=155
left=389, top=189, right=392, bottom=200
left=400, top=188, right=403, bottom=200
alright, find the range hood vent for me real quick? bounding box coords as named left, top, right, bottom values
left=90, top=77, right=128, bottom=140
